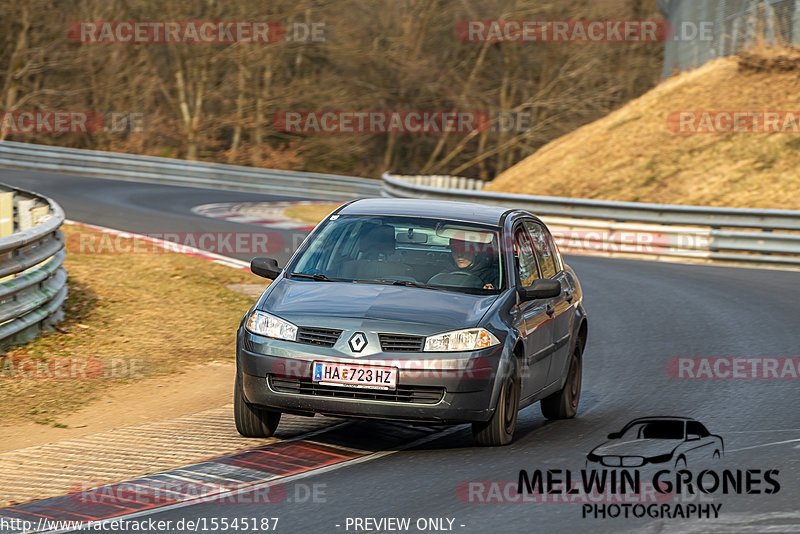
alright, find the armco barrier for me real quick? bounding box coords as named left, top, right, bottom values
left=382, top=173, right=800, bottom=267
left=0, top=141, right=382, bottom=201
left=0, top=141, right=797, bottom=268
left=0, top=183, right=67, bottom=350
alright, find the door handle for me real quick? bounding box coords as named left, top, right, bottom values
left=546, top=304, right=555, bottom=317
left=565, top=292, right=573, bottom=304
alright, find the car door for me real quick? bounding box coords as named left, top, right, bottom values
left=683, top=421, right=718, bottom=467
left=524, top=220, right=574, bottom=387
left=512, top=224, right=553, bottom=399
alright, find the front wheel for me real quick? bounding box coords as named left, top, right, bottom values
left=541, top=339, right=583, bottom=420
left=472, top=359, right=520, bottom=446
left=234, top=373, right=281, bottom=437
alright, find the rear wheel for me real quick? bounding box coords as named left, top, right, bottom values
left=541, top=339, right=583, bottom=420
left=234, top=373, right=281, bottom=437
left=472, top=359, right=520, bottom=446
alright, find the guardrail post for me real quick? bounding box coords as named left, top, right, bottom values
left=793, top=0, right=800, bottom=44
left=0, top=193, right=12, bottom=236
left=0, top=184, right=68, bottom=351
left=745, top=0, right=759, bottom=48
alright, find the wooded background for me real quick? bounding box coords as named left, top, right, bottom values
left=0, top=0, right=664, bottom=179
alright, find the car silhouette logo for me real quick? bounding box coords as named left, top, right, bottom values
left=349, top=332, right=368, bottom=352
left=586, top=416, right=724, bottom=470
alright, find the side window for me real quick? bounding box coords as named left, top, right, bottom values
left=686, top=421, right=710, bottom=438
left=524, top=221, right=558, bottom=279
left=513, top=227, right=540, bottom=287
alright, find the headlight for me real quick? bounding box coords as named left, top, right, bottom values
left=646, top=453, right=674, bottom=464
left=246, top=310, right=297, bottom=341
left=424, top=328, right=500, bottom=352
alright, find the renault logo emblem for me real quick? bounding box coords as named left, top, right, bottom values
left=349, top=332, right=367, bottom=352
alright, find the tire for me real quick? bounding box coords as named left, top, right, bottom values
left=472, top=358, right=521, bottom=446
left=234, top=373, right=281, bottom=437
left=541, top=339, right=583, bottom=420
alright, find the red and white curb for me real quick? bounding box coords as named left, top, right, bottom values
left=191, top=201, right=341, bottom=230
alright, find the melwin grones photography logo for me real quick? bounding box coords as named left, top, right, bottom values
left=515, top=416, right=781, bottom=520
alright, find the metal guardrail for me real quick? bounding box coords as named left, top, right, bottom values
left=0, top=141, right=382, bottom=201
left=0, top=141, right=796, bottom=269
left=0, top=183, right=67, bottom=350
left=382, top=173, right=800, bottom=267
left=659, top=0, right=800, bottom=79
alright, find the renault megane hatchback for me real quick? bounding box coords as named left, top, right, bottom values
left=235, top=199, right=587, bottom=446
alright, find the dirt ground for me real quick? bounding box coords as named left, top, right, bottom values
left=0, top=361, right=236, bottom=453
left=488, top=47, right=800, bottom=210
left=282, top=202, right=342, bottom=224
left=0, top=224, right=269, bottom=450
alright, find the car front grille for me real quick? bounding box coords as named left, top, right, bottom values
left=379, top=333, right=425, bottom=352
left=296, top=326, right=342, bottom=347
left=269, top=376, right=444, bottom=404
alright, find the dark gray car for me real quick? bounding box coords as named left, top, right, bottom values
left=235, top=199, right=587, bottom=446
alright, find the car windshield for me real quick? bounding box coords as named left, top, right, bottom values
left=620, top=421, right=685, bottom=440
left=289, top=215, right=504, bottom=294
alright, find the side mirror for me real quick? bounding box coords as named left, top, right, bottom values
left=251, top=257, right=282, bottom=279
left=687, top=434, right=701, bottom=441
left=607, top=432, right=622, bottom=440
left=520, top=279, right=561, bottom=301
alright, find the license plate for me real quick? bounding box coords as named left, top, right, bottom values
left=312, top=361, right=397, bottom=390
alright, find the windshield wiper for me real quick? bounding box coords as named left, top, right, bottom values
left=387, top=280, right=450, bottom=291
left=391, top=279, right=500, bottom=294
left=290, top=272, right=341, bottom=282
left=390, top=280, right=433, bottom=288
left=352, top=279, right=478, bottom=293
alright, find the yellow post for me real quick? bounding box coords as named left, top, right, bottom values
left=0, top=192, right=13, bottom=237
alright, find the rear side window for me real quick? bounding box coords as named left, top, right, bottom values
left=524, top=221, right=558, bottom=279
left=687, top=421, right=710, bottom=438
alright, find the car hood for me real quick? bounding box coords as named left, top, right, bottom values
left=261, top=278, right=499, bottom=331
left=591, top=439, right=682, bottom=458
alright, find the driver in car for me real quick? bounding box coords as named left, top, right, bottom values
left=449, top=237, right=499, bottom=290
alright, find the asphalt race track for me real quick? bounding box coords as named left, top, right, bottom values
left=0, top=168, right=313, bottom=265
left=1, top=168, right=798, bottom=533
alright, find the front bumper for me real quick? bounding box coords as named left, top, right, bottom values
left=238, top=328, right=505, bottom=424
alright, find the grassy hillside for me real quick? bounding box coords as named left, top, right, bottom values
left=486, top=48, right=800, bottom=210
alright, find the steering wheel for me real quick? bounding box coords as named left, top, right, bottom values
left=428, top=271, right=485, bottom=288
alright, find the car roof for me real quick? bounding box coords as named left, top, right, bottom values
left=337, top=198, right=518, bottom=226
left=625, top=416, right=696, bottom=424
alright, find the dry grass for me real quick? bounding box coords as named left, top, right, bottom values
left=487, top=48, right=800, bottom=209
left=282, top=203, right=343, bottom=225
left=0, top=224, right=262, bottom=426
